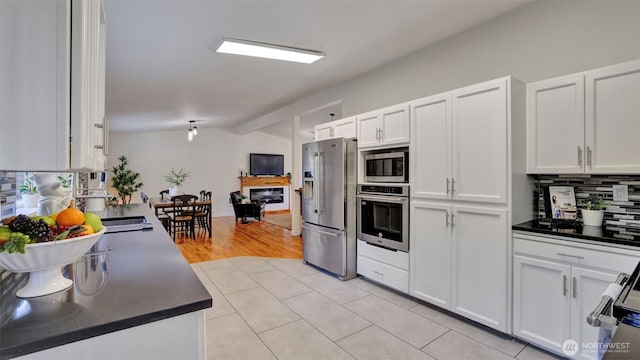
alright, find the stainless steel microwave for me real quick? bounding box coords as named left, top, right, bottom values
left=364, top=150, right=408, bottom=183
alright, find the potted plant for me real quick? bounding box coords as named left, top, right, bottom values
left=580, top=194, right=606, bottom=226
left=111, top=155, right=144, bottom=204
left=165, top=168, right=190, bottom=196
left=20, top=173, right=39, bottom=208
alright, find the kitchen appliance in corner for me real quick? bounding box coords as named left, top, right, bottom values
left=301, top=138, right=357, bottom=280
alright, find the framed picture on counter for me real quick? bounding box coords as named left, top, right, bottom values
left=548, top=186, right=577, bottom=220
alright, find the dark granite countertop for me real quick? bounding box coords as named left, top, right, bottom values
left=0, top=204, right=212, bottom=359
left=513, top=220, right=640, bottom=248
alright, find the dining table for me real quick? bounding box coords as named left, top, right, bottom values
left=149, top=196, right=212, bottom=237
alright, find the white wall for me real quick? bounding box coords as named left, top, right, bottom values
left=238, top=0, right=640, bottom=134
left=108, top=128, right=291, bottom=217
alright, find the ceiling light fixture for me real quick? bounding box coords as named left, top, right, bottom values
left=216, top=38, right=325, bottom=64
left=187, top=120, right=198, bottom=142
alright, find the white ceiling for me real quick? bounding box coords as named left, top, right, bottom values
left=105, top=0, right=530, bottom=135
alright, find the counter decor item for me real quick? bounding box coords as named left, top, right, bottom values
left=0, top=228, right=107, bottom=298
left=548, top=186, right=577, bottom=220
left=165, top=168, right=190, bottom=196
left=580, top=194, right=606, bottom=227
left=19, top=173, right=39, bottom=208
left=31, top=173, right=72, bottom=216
left=111, top=155, right=144, bottom=204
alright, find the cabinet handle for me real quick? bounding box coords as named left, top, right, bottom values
left=378, top=128, right=384, bottom=141
left=573, top=277, right=577, bottom=298
left=577, top=146, right=582, bottom=166
left=563, top=275, right=568, bottom=296
left=445, top=212, right=449, bottom=228
left=446, top=178, right=450, bottom=194
left=556, top=252, right=585, bottom=260
left=587, top=146, right=592, bottom=167
left=451, top=178, right=455, bottom=194
left=450, top=213, right=455, bottom=228
left=373, top=270, right=384, bottom=277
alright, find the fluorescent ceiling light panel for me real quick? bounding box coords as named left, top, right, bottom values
left=216, top=38, right=324, bottom=64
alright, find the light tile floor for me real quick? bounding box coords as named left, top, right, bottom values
left=191, top=257, right=561, bottom=360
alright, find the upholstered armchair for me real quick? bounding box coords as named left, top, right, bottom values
left=229, top=191, right=266, bottom=224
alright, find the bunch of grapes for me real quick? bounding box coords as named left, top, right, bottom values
left=8, top=215, right=53, bottom=242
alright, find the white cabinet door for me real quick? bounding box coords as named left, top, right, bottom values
left=314, top=124, right=333, bottom=140
left=0, top=0, right=105, bottom=171
left=70, top=0, right=104, bottom=170
left=571, top=266, right=617, bottom=360
left=451, top=79, right=507, bottom=204
left=0, top=0, right=69, bottom=170
left=357, top=105, right=409, bottom=149
left=333, top=116, right=356, bottom=139
left=410, top=94, right=451, bottom=200
left=586, top=61, right=640, bottom=173
left=357, top=111, right=381, bottom=148
left=380, top=104, right=410, bottom=146
left=513, top=255, right=572, bottom=354
left=527, top=75, right=585, bottom=174
left=409, top=201, right=451, bottom=307
left=451, top=205, right=508, bottom=331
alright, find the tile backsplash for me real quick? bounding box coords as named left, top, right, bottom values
left=534, top=174, right=640, bottom=238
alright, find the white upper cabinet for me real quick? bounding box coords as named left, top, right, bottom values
left=451, top=79, right=508, bottom=204
left=527, top=60, right=640, bottom=174
left=586, top=61, right=640, bottom=173
left=357, top=104, right=410, bottom=149
left=527, top=75, right=585, bottom=173
left=0, top=0, right=106, bottom=171
left=313, top=116, right=356, bottom=141
left=410, top=94, right=451, bottom=199
left=411, top=78, right=512, bottom=204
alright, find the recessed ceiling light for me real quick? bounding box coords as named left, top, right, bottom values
left=216, top=38, right=325, bottom=64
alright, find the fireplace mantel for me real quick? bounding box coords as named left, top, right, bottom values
left=239, top=176, right=290, bottom=193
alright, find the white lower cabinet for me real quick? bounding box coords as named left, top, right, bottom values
left=357, top=240, right=409, bottom=293
left=410, top=200, right=509, bottom=332
left=513, top=233, right=640, bottom=359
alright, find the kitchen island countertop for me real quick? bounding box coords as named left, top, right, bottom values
left=0, top=204, right=212, bottom=359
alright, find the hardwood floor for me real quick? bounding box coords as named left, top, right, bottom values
left=174, top=215, right=302, bottom=264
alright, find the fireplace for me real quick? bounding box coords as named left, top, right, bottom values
left=250, top=188, right=284, bottom=204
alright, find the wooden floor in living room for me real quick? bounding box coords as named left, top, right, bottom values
left=174, top=213, right=302, bottom=263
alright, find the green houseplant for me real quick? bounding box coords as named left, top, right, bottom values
left=111, top=155, right=144, bottom=204
left=165, top=168, right=190, bottom=196
left=20, top=173, right=39, bottom=208
left=580, top=194, right=606, bottom=226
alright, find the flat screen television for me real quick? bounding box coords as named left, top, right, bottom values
left=250, top=153, right=284, bottom=176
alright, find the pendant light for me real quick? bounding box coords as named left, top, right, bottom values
left=187, top=120, right=198, bottom=142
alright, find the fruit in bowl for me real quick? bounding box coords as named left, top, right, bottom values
left=0, top=209, right=107, bottom=298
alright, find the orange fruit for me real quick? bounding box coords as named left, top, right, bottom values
left=56, top=208, right=85, bottom=227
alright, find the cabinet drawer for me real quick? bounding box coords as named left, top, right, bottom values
left=357, top=240, right=409, bottom=270
left=357, top=255, right=409, bottom=293
left=514, top=234, right=640, bottom=274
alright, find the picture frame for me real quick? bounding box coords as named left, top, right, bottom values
left=548, top=186, right=577, bottom=220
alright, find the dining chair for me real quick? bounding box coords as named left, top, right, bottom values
left=193, top=191, right=212, bottom=237
left=159, top=189, right=169, bottom=200
left=168, top=195, right=198, bottom=242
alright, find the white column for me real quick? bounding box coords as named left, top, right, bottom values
left=290, top=115, right=302, bottom=236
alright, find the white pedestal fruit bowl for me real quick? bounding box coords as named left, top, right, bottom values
left=0, top=228, right=106, bottom=298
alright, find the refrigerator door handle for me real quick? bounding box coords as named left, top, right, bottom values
left=318, top=151, right=324, bottom=214
left=301, top=224, right=339, bottom=237
left=313, top=152, right=320, bottom=213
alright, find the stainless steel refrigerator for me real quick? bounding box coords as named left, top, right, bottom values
left=301, top=138, right=357, bottom=280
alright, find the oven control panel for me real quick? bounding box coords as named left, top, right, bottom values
left=357, top=185, right=409, bottom=197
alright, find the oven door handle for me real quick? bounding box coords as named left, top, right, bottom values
left=587, top=273, right=629, bottom=327
left=357, top=194, right=408, bottom=203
